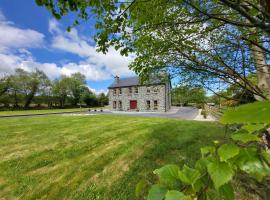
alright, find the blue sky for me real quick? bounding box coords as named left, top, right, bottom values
left=0, top=0, right=134, bottom=94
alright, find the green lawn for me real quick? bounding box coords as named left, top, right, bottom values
left=0, top=108, right=91, bottom=116
left=0, top=115, right=266, bottom=199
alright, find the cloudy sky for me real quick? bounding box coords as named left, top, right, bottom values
left=0, top=0, right=135, bottom=94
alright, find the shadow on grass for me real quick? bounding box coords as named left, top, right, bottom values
left=98, top=120, right=270, bottom=200
left=98, top=120, right=225, bottom=200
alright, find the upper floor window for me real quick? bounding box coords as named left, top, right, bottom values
left=113, top=89, right=117, bottom=95
left=113, top=101, right=117, bottom=109
left=135, top=87, right=138, bottom=94
left=119, top=88, right=122, bottom=95
left=146, top=87, right=151, bottom=93
left=153, top=87, right=159, bottom=93
left=154, top=100, right=158, bottom=110
left=129, top=87, right=132, bottom=94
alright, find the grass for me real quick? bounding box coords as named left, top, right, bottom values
left=0, top=115, right=268, bottom=199
left=0, top=108, right=92, bottom=116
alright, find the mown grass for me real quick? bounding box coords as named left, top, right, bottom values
left=0, top=108, right=91, bottom=116
left=0, top=115, right=267, bottom=199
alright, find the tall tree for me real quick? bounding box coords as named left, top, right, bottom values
left=68, top=73, right=86, bottom=106
left=23, top=70, right=50, bottom=108
left=36, top=0, right=270, bottom=100
left=52, top=76, right=70, bottom=107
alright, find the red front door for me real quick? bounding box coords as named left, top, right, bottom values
left=130, top=100, right=137, bottom=109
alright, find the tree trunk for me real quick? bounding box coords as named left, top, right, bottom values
left=24, top=85, right=37, bottom=108
left=250, top=35, right=270, bottom=100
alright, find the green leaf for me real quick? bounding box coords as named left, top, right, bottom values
left=221, top=101, right=270, bottom=124
left=231, top=133, right=259, bottom=143
left=135, top=180, right=146, bottom=198
left=195, top=158, right=210, bottom=173
left=147, top=184, right=167, bottom=200
left=178, top=165, right=201, bottom=185
left=218, top=183, right=234, bottom=200
left=261, top=151, right=270, bottom=164
left=165, top=190, right=185, bottom=200
left=236, top=148, right=270, bottom=181
left=218, top=143, right=240, bottom=162
left=207, top=160, right=234, bottom=189
left=242, top=124, right=265, bottom=133
left=154, top=164, right=180, bottom=187
left=200, top=146, right=215, bottom=157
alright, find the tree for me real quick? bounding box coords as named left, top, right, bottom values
left=52, top=76, right=70, bottom=107
left=23, top=69, right=50, bottom=108
left=172, top=86, right=206, bottom=106
left=68, top=73, right=86, bottom=106
left=97, top=93, right=108, bottom=107
left=36, top=0, right=270, bottom=101
left=0, top=76, right=9, bottom=97
left=80, top=87, right=97, bottom=107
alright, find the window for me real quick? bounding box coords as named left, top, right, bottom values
left=119, top=88, right=122, bottom=95
left=153, top=87, right=159, bottom=93
left=135, top=87, right=138, bottom=94
left=113, top=101, right=117, bottom=109
left=146, top=100, right=151, bottom=110
left=113, top=89, right=117, bottom=95
left=129, top=87, right=132, bottom=94
left=119, top=101, right=122, bottom=110
left=154, top=100, right=158, bottom=110
left=146, top=87, right=151, bottom=93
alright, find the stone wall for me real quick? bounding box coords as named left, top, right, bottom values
left=108, top=84, right=169, bottom=112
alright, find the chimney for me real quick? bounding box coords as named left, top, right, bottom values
left=114, top=75, right=120, bottom=83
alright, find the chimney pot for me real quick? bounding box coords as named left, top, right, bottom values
left=114, top=76, right=120, bottom=83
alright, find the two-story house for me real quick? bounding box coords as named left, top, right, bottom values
left=108, top=75, right=171, bottom=112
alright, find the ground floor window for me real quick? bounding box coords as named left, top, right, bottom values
left=146, top=100, right=151, bottom=110
left=154, top=100, right=158, bottom=110
left=119, top=101, right=122, bottom=110
left=113, top=101, right=117, bottom=109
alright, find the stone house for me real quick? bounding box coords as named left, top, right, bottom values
left=108, top=75, right=171, bottom=112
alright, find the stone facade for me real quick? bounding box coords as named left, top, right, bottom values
left=108, top=76, right=171, bottom=112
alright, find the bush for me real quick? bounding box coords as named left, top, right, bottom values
left=201, top=110, right=207, bottom=118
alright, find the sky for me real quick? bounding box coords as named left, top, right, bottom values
left=0, top=0, right=135, bottom=94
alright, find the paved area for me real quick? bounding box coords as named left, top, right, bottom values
left=0, top=107, right=199, bottom=120
left=99, top=106, right=199, bottom=120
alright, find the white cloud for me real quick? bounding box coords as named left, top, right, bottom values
left=0, top=11, right=44, bottom=50
left=87, top=86, right=108, bottom=95
left=0, top=12, right=135, bottom=94
left=49, top=19, right=134, bottom=79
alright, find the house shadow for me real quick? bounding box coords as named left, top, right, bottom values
left=104, top=120, right=225, bottom=199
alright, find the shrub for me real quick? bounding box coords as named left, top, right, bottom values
left=201, top=110, right=207, bottom=118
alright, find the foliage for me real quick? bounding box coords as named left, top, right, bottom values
left=171, top=86, right=206, bottom=106
left=141, top=101, right=270, bottom=199
left=200, top=110, right=207, bottom=119
left=35, top=0, right=270, bottom=100
left=0, top=68, right=107, bottom=109
left=221, top=100, right=270, bottom=124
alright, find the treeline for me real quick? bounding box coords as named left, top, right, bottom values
left=0, top=68, right=108, bottom=109
left=171, top=85, right=207, bottom=106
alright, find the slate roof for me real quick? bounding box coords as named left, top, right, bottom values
left=108, top=76, right=165, bottom=89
